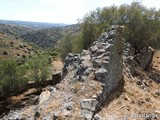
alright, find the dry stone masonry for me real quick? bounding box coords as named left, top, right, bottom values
left=2, top=25, right=124, bottom=120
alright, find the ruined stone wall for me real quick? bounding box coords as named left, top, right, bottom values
left=93, top=26, right=124, bottom=101
left=61, top=25, right=125, bottom=119
left=63, top=25, right=124, bottom=98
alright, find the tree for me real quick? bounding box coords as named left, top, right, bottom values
left=80, top=2, right=160, bottom=51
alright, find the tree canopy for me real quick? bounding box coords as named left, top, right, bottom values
left=80, top=2, right=160, bottom=50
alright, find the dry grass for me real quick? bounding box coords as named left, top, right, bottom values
left=52, top=58, right=63, bottom=72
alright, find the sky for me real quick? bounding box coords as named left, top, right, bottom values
left=0, top=0, right=160, bottom=24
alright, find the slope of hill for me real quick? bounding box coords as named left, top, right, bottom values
left=0, top=20, right=66, bottom=29
left=21, top=28, right=64, bottom=48
left=0, top=24, right=32, bottom=37
left=0, top=33, right=42, bottom=60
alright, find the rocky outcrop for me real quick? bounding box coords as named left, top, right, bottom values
left=2, top=25, right=124, bottom=120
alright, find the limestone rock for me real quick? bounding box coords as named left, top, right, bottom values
left=38, top=90, right=51, bottom=104
left=81, top=109, right=93, bottom=120
left=80, top=99, right=98, bottom=111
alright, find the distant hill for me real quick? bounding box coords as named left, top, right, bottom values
left=0, top=20, right=66, bottom=29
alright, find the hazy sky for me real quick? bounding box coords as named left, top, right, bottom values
left=0, top=0, right=159, bottom=24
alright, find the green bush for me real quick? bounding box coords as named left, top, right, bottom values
left=0, top=59, right=28, bottom=98
left=27, top=55, right=51, bottom=83
left=59, top=33, right=83, bottom=61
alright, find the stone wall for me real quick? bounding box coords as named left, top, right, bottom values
left=93, top=26, right=124, bottom=102
left=60, top=25, right=124, bottom=119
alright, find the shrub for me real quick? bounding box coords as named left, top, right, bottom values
left=27, top=55, right=51, bottom=84
left=0, top=59, right=28, bottom=99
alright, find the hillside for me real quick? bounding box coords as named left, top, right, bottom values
left=0, top=24, right=32, bottom=37
left=0, top=33, right=42, bottom=60
left=21, top=28, right=64, bottom=48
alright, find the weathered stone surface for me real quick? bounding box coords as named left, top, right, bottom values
left=123, top=42, right=136, bottom=77
left=93, top=114, right=103, bottom=120
left=80, top=99, right=98, bottom=111
left=155, top=90, right=160, bottom=96
left=140, top=47, right=154, bottom=70
left=95, top=49, right=106, bottom=55
left=95, top=68, right=108, bottom=82
left=38, top=90, right=51, bottom=104
left=64, top=102, right=74, bottom=110
left=81, top=109, right=93, bottom=120
left=84, top=68, right=95, bottom=76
